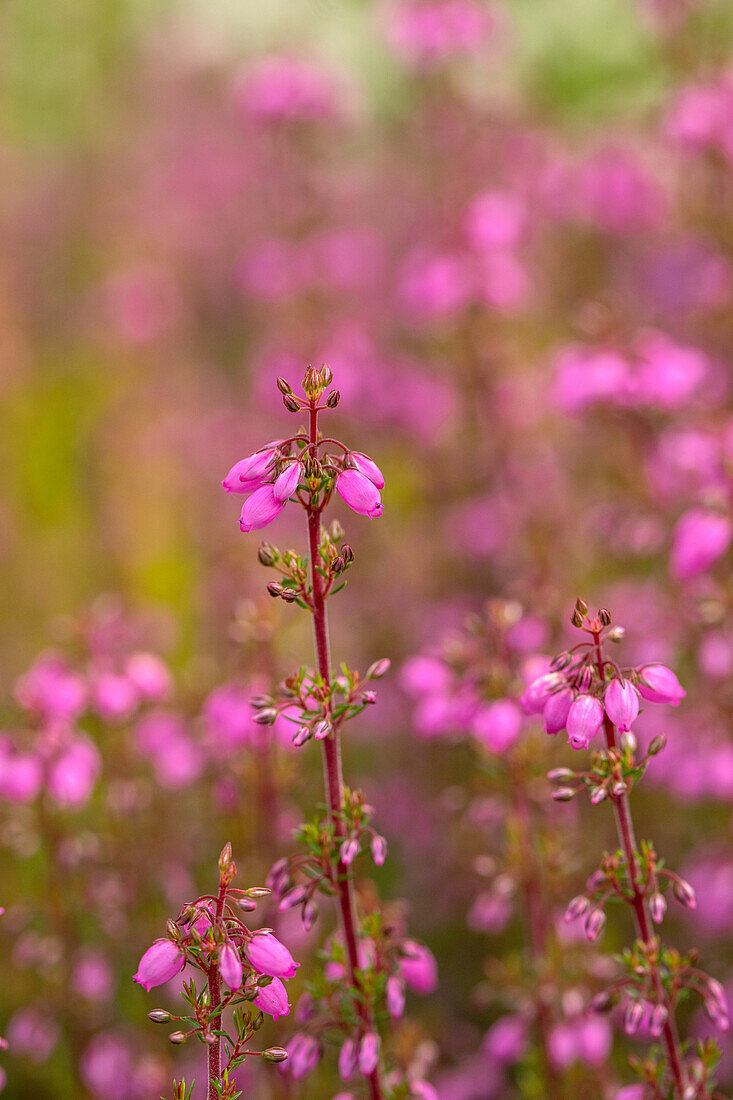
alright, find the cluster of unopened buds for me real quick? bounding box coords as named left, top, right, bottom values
left=135, top=844, right=295, bottom=1099
left=222, top=367, right=385, bottom=532
left=521, top=602, right=686, bottom=752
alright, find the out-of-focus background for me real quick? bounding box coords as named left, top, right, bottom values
left=2, top=0, right=733, bottom=1096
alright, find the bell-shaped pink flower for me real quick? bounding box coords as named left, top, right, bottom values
left=543, top=687, right=574, bottom=735
left=47, top=736, right=101, bottom=807
left=240, top=485, right=286, bottom=532
left=237, top=444, right=280, bottom=482
left=338, top=1036, right=358, bottom=1081
left=219, top=941, right=243, bottom=990
left=91, top=673, right=139, bottom=723
left=254, top=976, right=290, bottom=1020
left=671, top=508, right=732, bottom=580
left=519, top=672, right=565, bottom=715
left=638, top=665, right=686, bottom=706
left=222, top=458, right=264, bottom=494
left=125, top=652, right=172, bottom=702
left=603, top=679, right=639, bottom=731
left=349, top=452, right=385, bottom=489
left=566, top=694, right=603, bottom=750
left=133, top=938, right=184, bottom=991
left=398, top=941, right=438, bottom=993
left=246, top=931, right=299, bottom=979
left=273, top=461, right=302, bottom=503
left=336, top=470, right=383, bottom=519
left=483, top=1013, right=529, bottom=1064
left=287, top=1033, right=320, bottom=1080
left=358, top=1032, right=380, bottom=1076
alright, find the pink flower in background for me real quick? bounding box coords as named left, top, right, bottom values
left=670, top=508, right=732, bottom=580
left=399, top=941, right=438, bottom=993
left=384, top=0, right=495, bottom=65
left=464, top=190, right=526, bottom=250
left=235, top=57, right=339, bottom=122
left=483, top=1014, right=529, bottom=1064
left=47, top=735, right=101, bottom=806
left=6, top=1009, right=59, bottom=1062
left=471, top=699, right=523, bottom=752
left=15, top=658, right=87, bottom=722
left=285, top=1032, right=320, bottom=1079
left=124, top=653, right=171, bottom=702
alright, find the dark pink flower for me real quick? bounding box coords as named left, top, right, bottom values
left=603, top=679, right=639, bottom=732
left=239, top=485, right=286, bottom=532
left=638, top=665, right=686, bottom=706
left=336, top=469, right=383, bottom=519
left=132, top=939, right=184, bottom=991
left=246, top=931, right=299, bottom=979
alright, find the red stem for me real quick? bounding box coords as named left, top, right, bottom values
left=306, top=402, right=384, bottom=1100
left=593, top=636, right=687, bottom=1098
left=208, top=878, right=228, bottom=1100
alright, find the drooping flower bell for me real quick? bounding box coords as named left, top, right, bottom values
left=638, top=664, right=686, bottom=706
left=349, top=451, right=385, bottom=489
left=542, top=686, right=574, bottom=735
left=239, top=485, right=286, bottom=533
left=253, top=975, right=291, bottom=1020
left=133, top=939, right=185, bottom=991
left=245, top=931, right=299, bottom=979
left=603, top=678, right=639, bottom=731
left=336, top=469, right=383, bottom=519
left=566, top=694, right=604, bottom=750
left=218, top=941, right=243, bottom=990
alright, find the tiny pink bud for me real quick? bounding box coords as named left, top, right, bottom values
left=650, top=1004, right=668, bottom=1038
left=624, top=1000, right=644, bottom=1036
left=358, top=1032, right=380, bottom=1076
left=386, top=976, right=405, bottom=1018
left=370, top=835, right=387, bottom=866
left=338, top=1036, right=358, bottom=1081
left=673, top=878, right=696, bottom=910
left=649, top=893, right=667, bottom=924
left=585, top=908, right=606, bottom=942
left=340, top=838, right=360, bottom=866
left=564, top=895, right=589, bottom=923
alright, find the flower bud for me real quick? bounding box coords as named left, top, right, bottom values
left=169, top=1031, right=187, bottom=1044
left=219, top=942, right=243, bottom=990
left=148, top=1009, right=172, bottom=1023
left=598, top=608, right=612, bottom=626
left=648, top=734, right=667, bottom=756
left=267, top=582, right=284, bottom=597
left=649, top=892, right=667, bottom=924
left=650, top=1004, right=668, bottom=1037
left=279, top=886, right=307, bottom=912
left=366, top=658, right=391, bottom=679
left=283, top=393, right=301, bottom=412
left=326, top=389, right=341, bottom=408
left=624, top=1001, right=644, bottom=1035
left=276, top=377, right=292, bottom=395
left=552, top=786, right=577, bottom=802
left=342, top=544, right=354, bottom=562
left=590, top=786, right=607, bottom=805
left=358, top=1032, right=381, bottom=1076
left=564, top=895, right=589, bottom=922
left=253, top=708, right=278, bottom=725
left=273, top=462, right=302, bottom=503
left=292, top=726, right=311, bottom=747
left=370, top=835, right=387, bottom=866
left=313, top=719, right=332, bottom=740
left=585, top=908, right=606, bottom=942
left=263, top=1047, right=289, bottom=1063
left=673, top=878, right=696, bottom=910
left=386, top=976, right=405, bottom=1018
left=340, top=838, right=360, bottom=866
left=258, top=542, right=278, bottom=566
left=301, top=899, right=318, bottom=931
left=547, top=767, right=576, bottom=784
left=575, top=598, right=589, bottom=617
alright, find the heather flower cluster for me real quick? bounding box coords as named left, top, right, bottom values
left=136, top=843, right=293, bottom=1099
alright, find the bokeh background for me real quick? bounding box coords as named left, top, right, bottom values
left=2, top=0, right=733, bottom=1096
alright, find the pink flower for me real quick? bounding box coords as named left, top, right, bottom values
left=222, top=458, right=265, bottom=494
left=273, top=461, right=302, bottom=503
left=566, top=694, right=603, bottom=750
left=219, top=941, right=243, bottom=990
left=399, top=941, right=438, bottom=993
left=239, top=485, right=286, bottom=532
left=358, top=1032, right=380, bottom=1075
left=464, top=190, right=525, bottom=250
left=124, top=653, right=171, bottom=702
left=543, top=687, right=574, bottom=735
left=0, top=748, right=42, bottom=803
left=133, top=939, right=184, bottom=991
left=349, top=452, right=385, bottom=489
left=286, top=1033, right=320, bottom=1079
left=471, top=699, right=522, bottom=752
left=603, top=679, right=639, bottom=732
left=338, top=1036, right=358, bottom=1081
left=520, top=672, right=565, bottom=714
left=386, top=976, right=405, bottom=1018
left=336, top=469, right=383, bottom=519
left=73, top=952, right=114, bottom=1002
left=410, top=1084, right=439, bottom=1100
left=483, top=1014, right=529, bottom=1064
left=91, top=673, right=139, bottom=724
left=254, top=976, right=290, bottom=1020
left=246, top=931, right=299, bottom=979
left=47, top=736, right=101, bottom=807
left=15, top=658, right=87, bottom=721
left=671, top=508, right=732, bottom=581
left=638, top=665, right=686, bottom=706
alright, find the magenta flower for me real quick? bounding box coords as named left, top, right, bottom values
left=358, top=1031, right=380, bottom=1076
left=222, top=458, right=264, bottom=494
left=239, top=485, right=286, bottom=532
left=133, top=938, right=184, bottom=991
left=638, top=665, right=686, bottom=706
left=603, top=679, right=639, bottom=732
left=253, top=975, right=290, bottom=1020
left=671, top=507, right=732, bottom=581
left=483, top=1013, right=529, bottom=1064
left=471, top=698, right=522, bottom=752
left=398, top=941, right=438, bottom=993
left=125, top=652, right=172, bottom=702
left=245, top=931, right=299, bottom=979
left=542, top=687, right=574, bottom=735
left=565, top=694, right=604, bottom=750
left=218, top=941, right=243, bottom=990
left=338, top=1036, right=358, bottom=1081
left=520, top=672, right=565, bottom=715
left=273, top=461, right=302, bottom=503
left=287, top=1033, right=321, bottom=1080
left=336, top=469, right=383, bottom=519
left=349, top=451, right=385, bottom=489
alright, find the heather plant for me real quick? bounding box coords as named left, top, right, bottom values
left=136, top=842, right=292, bottom=1100
left=527, top=599, right=730, bottom=1100
left=223, top=366, right=438, bottom=1100
left=402, top=601, right=612, bottom=1097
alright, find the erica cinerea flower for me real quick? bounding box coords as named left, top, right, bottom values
left=136, top=844, right=292, bottom=1099
left=224, top=367, right=435, bottom=1100
left=540, top=600, right=728, bottom=1099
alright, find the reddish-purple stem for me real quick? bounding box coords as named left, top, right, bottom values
left=207, top=877, right=228, bottom=1100
left=306, top=402, right=384, bottom=1100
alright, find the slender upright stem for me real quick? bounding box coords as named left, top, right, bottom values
left=207, top=878, right=228, bottom=1100
left=305, top=401, right=384, bottom=1100
left=593, top=637, right=687, bottom=1098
